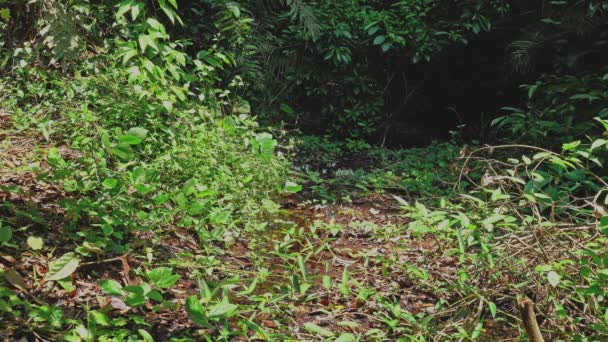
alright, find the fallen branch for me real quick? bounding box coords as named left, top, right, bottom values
left=517, top=296, right=545, bottom=342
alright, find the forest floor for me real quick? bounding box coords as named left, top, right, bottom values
left=1, top=130, right=525, bottom=341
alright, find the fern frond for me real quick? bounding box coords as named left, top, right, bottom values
left=507, top=34, right=545, bottom=73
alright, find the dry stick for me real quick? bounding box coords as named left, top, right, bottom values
left=456, top=144, right=608, bottom=191
left=517, top=296, right=545, bottom=342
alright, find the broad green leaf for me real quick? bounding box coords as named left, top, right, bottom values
left=99, top=279, right=124, bottom=296
left=130, top=2, right=143, bottom=20
left=147, top=18, right=165, bottom=32
left=126, top=127, right=148, bottom=139
left=119, top=134, right=142, bottom=145
left=373, top=35, right=386, bottom=45
left=335, top=333, right=356, bottom=342
left=138, top=329, right=154, bottom=342
left=254, top=133, right=277, bottom=154
left=187, top=201, right=205, bottom=216
left=600, top=216, right=608, bottom=233
left=147, top=267, right=180, bottom=289
left=284, top=181, right=302, bottom=193
left=0, top=8, right=10, bottom=22
left=110, top=144, right=134, bottom=161
left=304, top=322, right=334, bottom=337
left=121, top=48, right=138, bottom=64
left=58, top=277, right=75, bottom=291
left=138, top=34, right=158, bottom=53
left=562, top=140, right=580, bottom=151
left=227, top=3, right=240, bottom=18
left=102, top=178, right=118, bottom=189
left=208, top=301, right=238, bottom=318
left=0, top=226, right=12, bottom=242
left=186, top=295, right=206, bottom=325
left=262, top=199, right=280, bottom=214
left=116, top=0, right=135, bottom=19
left=124, top=293, right=146, bottom=307
left=209, top=210, right=230, bottom=225
left=535, top=264, right=552, bottom=272
left=46, top=253, right=80, bottom=281
left=591, top=139, right=607, bottom=150
left=471, top=321, right=483, bottom=339
left=90, top=310, right=110, bottom=326
left=147, top=290, right=163, bottom=302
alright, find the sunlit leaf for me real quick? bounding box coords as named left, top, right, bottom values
left=46, top=253, right=80, bottom=281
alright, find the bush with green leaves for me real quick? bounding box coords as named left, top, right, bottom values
left=0, top=2, right=288, bottom=338
left=1, top=0, right=288, bottom=251
left=203, top=0, right=509, bottom=139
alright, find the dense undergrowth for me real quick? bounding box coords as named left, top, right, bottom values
left=1, top=0, right=608, bottom=341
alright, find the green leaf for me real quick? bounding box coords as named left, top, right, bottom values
left=262, top=199, right=280, bottom=214
left=138, top=34, right=158, bottom=53
left=208, top=301, right=238, bottom=319
left=46, top=253, right=80, bottom=281
left=186, top=295, right=206, bottom=325
left=90, top=310, right=110, bottom=326
left=562, top=140, right=581, bottom=151
left=102, top=178, right=118, bottom=190
left=116, top=0, right=135, bottom=19
left=126, top=127, right=148, bottom=139
left=130, top=2, right=142, bottom=20
left=254, top=133, right=277, bottom=154
left=121, top=48, right=138, bottom=64
left=304, top=322, right=334, bottom=337
left=535, top=264, right=552, bottom=272
left=335, top=333, right=356, bottom=342
left=58, top=277, right=75, bottom=291
left=0, top=8, right=10, bottom=22
left=138, top=329, right=154, bottom=342
left=209, top=210, right=230, bottom=225
left=119, top=134, right=143, bottom=145
left=110, top=144, right=134, bottom=161
left=0, top=226, right=12, bottom=242
left=600, top=216, right=608, bottom=233
left=147, top=290, right=163, bottom=302
left=527, top=83, right=539, bottom=99
left=27, top=236, right=44, bottom=251
left=227, top=3, right=240, bottom=18
left=99, top=279, right=124, bottom=296
left=591, top=139, right=608, bottom=150
left=373, top=35, right=386, bottom=45
left=284, top=181, right=302, bottom=193
left=147, top=267, right=180, bottom=289
left=187, top=201, right=205, bottom=216
left=488, top=302, right=497, bottom=318
left=124, top=293, right=146, bottom=307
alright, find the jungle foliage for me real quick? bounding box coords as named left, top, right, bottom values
left=1, top=0, right=608, bottom=341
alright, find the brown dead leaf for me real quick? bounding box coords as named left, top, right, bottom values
left=3, top=269, right=28, bottom=291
